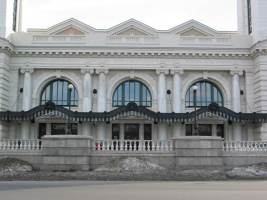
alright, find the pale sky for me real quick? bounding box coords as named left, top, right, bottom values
left=12, top=0, right=238, bottom=31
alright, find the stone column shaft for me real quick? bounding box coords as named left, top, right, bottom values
left=156, top=68, right=169, bottom=140
left=139, top=124, right=144, bottom=140
left=21, top=69, right=33, bottom=111
left=82, top=68, right=94, bottom=112
left=171, top=69, right=184, bottom=113
left=119, top=124, right=124, bottom=140
left=157, top=70, right=168, bottom=113
left=96, top=69, right=108, bottom=112
left=46, top=123, right=51, bottom=136
left=171, top=69, right=184, bottom=138
left=230, top=70, right=243, bottom=141
left=232, top=73, right=241, bottom=112
left=96, top=68, right=108, bottom=140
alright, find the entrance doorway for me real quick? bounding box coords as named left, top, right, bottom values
left=124, top=124, right=139, bottom=140
left=111, top=123, right=152, bottom=140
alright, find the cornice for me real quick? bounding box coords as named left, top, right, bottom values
left=2, top=41, right=267, bottom=59
left=0, top=38, right=15, bottom=55
left=10, top=49, right=253, bottom=59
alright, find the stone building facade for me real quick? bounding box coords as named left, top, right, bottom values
left=0, top=0, right=267, bottom=144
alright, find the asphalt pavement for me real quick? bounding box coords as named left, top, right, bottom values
left=0, top=181, right=267, bottom=200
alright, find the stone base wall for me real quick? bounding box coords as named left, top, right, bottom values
left=174, top=136, right=224, bottom=170
left=90, top=153, right=176, bottom=170
left=1, top=136, right=267, bottom=171
left=41, top=135, right=93, bottom=171
left=0, top=153, right=43, bottom=170
left=224, top=152, right=267, bottom=169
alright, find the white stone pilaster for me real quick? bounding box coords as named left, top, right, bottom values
left=21, top=122, right=30, bottom=139
left=46, top=123, right=51, bottom=136
left=21, top=68, right=34, bottom=111
left=81, top=123, right=91, bottom=137
left=95, top=68, right=108, bottom=140
left=119, top=124, right=124, bottom=140
left=170, top=69, right=184, bottom=113
left=139, top=124, right=144, bottom=140
left=230, top=70, right=243, bottom=141
left=156, top=67, right=169, bottom=140
left=158, top=124, right=167, bottom=141
left=170, top=68, right=184, bottom=138
left=96, top=68, right=108, bottom=112
left=233, top=124, right=242, bottom=141
left=96, top=123, right=106, bottom=140
left=81, top=68, right=94, bottom=112
left=231, top=70, right=243, bottom=113
left=156, top=68, right=168, bottom=113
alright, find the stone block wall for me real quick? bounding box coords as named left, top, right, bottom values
left=0, top=53, right=10, bottom=139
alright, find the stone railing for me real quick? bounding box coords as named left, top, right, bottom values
left=94, top=140, right=174, bottom=152
left=224, top=141, right=267, bottom=152
left=0, top=140, right=42, bottom=152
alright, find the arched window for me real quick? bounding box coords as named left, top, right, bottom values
left=185, top=80, right=223, bottom=107
left=40, top=79, right=79, bottom=106
left=113, top=80, right=152, bottom=107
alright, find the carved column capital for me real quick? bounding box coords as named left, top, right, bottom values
left=20, top=68, right=34, bottom=74
left=230, top=70, right=243, bottom=76
left=95, top=68, right=109, bottom=75
left=81, top=68, right=94, bottom=74
left=170, top=69, right=184, bottom=75
left=156, top=68, right=169, bottom=75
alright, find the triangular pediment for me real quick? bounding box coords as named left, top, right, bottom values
left=109, top=19, right=157, bottom=37
left=48, top=18, right=95, bottom=35
left=180, top=28, right=211, bottom=37
left=115, top=27, right=150, bottom=36
left=28, top=18, right=95, bottom=35
left=36, top=111, right=67, bottom=122
left=169, top=20, right=217, bottom=37
left=55, top=27, right=85, bottom=35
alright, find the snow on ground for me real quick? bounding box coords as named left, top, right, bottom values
left=226, top=163, right=267, bottom=179
left=94, top=157, right=165, bottom=173
left=0, top=158, right=33, bottom=176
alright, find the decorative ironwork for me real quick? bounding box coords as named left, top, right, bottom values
left=1, top=103, right=267, bottom=124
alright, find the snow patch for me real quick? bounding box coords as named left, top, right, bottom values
left=94, top=157, right=165, bottom=173
left=0, top=158, right=33, bottom=176
left=226, top=163, right=267, bottom=178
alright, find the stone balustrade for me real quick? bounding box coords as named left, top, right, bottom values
left=1, top=139, right=267, bottom=153
left=94, top=140, right=174, bottom=152
left=0, top=139, right=42, bottom=151
left=224, top=141, right=267, bottom=152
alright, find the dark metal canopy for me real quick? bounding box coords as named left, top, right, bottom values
left=0, top=102, right=266, bottom=124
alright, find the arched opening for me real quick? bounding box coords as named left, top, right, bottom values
left=185, top=80, right=223, bottom=108
left=112, top=80, right=152, bottom=107
left=185, top=80, right=225, bottom=138
left=39, top=79, right=79, bottom=137
left=40, top=79, right=79, bottom=107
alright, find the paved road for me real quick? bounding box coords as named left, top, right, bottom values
left=0, top=181, right=267, bottom=200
